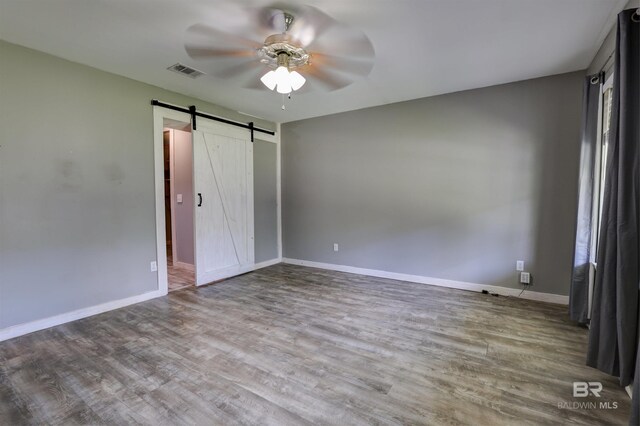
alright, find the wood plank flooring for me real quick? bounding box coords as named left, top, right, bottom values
left=167, top=251, right=194, bottom=292
left=0, top=264, right=631, bottom=425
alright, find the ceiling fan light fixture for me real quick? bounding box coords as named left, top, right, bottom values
left=289, top=71, right=306, bottom=91
left=275, top=66, right=293, bottom=94
left=274, top=65, right=290, bottom=83
left=261, top=64, right=305, bottom=94
left=185, top=5, right=376, bottom=103
left=260, top=51, right=305, bottom=94
left=260, top=70, right=278, bottom=90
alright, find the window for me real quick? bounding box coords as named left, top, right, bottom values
left=589, top=74, right=614, bottom=262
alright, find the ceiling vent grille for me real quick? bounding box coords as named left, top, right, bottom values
left=167, top=63, right=204, bottom=78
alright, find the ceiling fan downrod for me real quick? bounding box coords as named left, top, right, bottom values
left=276, top=51, right=290, bottom=69
left=282, top=12, right=295, bottom=33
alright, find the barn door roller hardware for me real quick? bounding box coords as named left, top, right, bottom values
left=151, top=99, right=275, bottom=140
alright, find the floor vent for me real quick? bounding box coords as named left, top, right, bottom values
left=167, top=63, right=205, bottom=78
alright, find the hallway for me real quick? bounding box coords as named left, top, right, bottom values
left=167, top=246, right=194, bottom=292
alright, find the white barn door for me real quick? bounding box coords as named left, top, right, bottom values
left=193, top=119, right=254, bottom=285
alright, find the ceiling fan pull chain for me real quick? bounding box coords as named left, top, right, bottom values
left=282, top=94, right=286, bottom=110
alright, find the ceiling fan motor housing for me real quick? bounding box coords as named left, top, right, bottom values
left=258, top=34, right=310, bottom=70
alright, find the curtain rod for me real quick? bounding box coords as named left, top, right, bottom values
left=596, top=8, right=640, bottom=75
left=599, top=51, right=615, bottom=75
left=151, top=99, right=276, bottom=140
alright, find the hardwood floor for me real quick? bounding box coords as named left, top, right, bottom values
left=0, top=264, right=630, bottom=425
left=167, top=250, right=194, bottom=292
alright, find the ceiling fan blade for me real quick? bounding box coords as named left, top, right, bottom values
left=185, top=46, right=255, bottom=60
left=300, top=65, right=352, bottom=91
left=307, top=28, right=375, bottom=61
left=215, top=60, right=263, bottom=79
left=185, top=23, right=262, bottom=50
left=309, top=53, right=374, bottom=77
left=249, top=4, right=337, bottom=47
left=252, top=6, right=287, bottom=33
left=185, top=23, right=264, bottom=79
left=287, top=5, right=336, bottom=47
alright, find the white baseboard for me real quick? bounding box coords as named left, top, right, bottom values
left=282, top=258, right=569, bottom=305
left=0, top=256, right=566, bottom=343
left=1, top=258, right=282, bottom=343
left=254, top=257, right=282, bottom=270
left=0, top=289, right=164, bottom=343
left=196, top=257, right=282, bottom=286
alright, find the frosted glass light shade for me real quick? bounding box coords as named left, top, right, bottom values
left=289, top=71, right=306, bottom=91
left=274, top=66, right=291, bottom=93
left=260, top=70, right=277, bottom=90
left=276, top=81, right=292, bottom=94
left=260, top=67, right=306, bottom=94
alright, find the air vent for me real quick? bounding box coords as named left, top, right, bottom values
left=167, top=63, right=204, bottom=78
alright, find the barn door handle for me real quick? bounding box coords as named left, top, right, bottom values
left=197, top=193, right=202, bottom=207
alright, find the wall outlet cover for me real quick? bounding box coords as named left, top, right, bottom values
left=520, top=271, right=531, bottom=285
left=516, top=260, right=525, bottom=271
left=333, top=243, right=339, bottom=252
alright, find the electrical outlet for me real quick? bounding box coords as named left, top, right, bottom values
left=150, top=261, right=158, bottom=272
left=516, top=260, right=524, bottom=271
left=333, top=243, right=339, bottom=252
left=520, top=271, right=531, bottom=285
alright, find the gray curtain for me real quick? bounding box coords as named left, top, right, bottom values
left=569, top=74, right=602, bottom=324
left=586, top=5, right=639, bottom=408
left=633, top=340, right=640, bottom=425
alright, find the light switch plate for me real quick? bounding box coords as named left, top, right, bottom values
left=333, top=243, right=339, bottom=252
left=177, top=194, right=183, bottom=203
left=516, top=260, right=524, bottom=271
left=150, top=261, right=158, bottom=272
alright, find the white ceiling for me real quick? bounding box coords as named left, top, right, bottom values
left=0, top=0, right=626, bottom=123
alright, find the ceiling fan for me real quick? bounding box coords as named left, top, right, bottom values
left=184, top=3, right=375, bottom=97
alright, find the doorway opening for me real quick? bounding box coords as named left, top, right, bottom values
left=154, top=104, right=265, bottom=293
left=163, top=119, right=195, bottom=292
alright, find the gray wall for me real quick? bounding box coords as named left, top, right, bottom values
left=0, top=40, right=277, bottom=329
left=172, top=129, right=194, bottom=265
left=254, top=139, right=279, bottom=263
left=282, top=71, right=584, bottom=296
